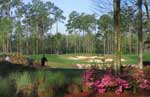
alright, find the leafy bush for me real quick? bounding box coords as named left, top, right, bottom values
left=83, top=69, right=130, bottom=94
left=71, top=77, right=82, bottom=85
left=143, top=66, right=150, bottom=77
left=0, top=78, right=13, bottom=97
left=15, top=72, right=32, bottom=91
left=34, top=70, right=46, bottom=84
left=34, top=71, right=65, bottom=88
left=129, top=67, right=150, bottom=91
left=48, top=72, right=65, bottom=87
left=33, top=71, right=66, bottom=97
left=82, top=67, right=150, bottom=94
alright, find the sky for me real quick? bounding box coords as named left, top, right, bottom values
left=49, top=0, right=94, bottom=34
left=25, top=0, right=95, bottom=34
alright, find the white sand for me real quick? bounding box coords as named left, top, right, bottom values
left=87, top=59, right=103, bottom=63
left=73, top=55, right=129, bottom=69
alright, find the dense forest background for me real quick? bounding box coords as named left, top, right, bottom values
left=0, top=0, right=149, bottom=55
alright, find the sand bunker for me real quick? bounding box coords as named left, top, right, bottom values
left=68, top=56, right=104, bottom=60
left=71, top=56, right=127, bottom=69
left=87, top=59, right=103, bottom=63
left=76, top=63, right=112, bottom=69
left=68, top=56, right=126, bottom=63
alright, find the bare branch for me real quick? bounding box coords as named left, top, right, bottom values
left=91, top=0, right=113, bottom=15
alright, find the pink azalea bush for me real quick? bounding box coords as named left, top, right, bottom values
left=82, top=69, right=97, bottom=87
left=130, top=68, right=150, bottom=90
left=138, top=79, right=150, bottom=90
left=82, top=67, right=150, bottom=94
left=82, top=68, right=130, bottom=94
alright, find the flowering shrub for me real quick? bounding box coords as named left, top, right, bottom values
left=115, top=78, right=130, bottom=94
left=83, top=66, right=150, bottom=94
left=129, top=68, right=150, bottom=90
left=82, top=68, right=130, bottom=94
left=82, top=69, right=97, bottom=87
left=138, top=79, right=150, bottom=90
left=130, top=69, right=145, bottom=81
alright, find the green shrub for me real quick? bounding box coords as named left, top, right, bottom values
left=0, top=78, right=13, bottom=97
left=15, top=72, right=32, bottom=90
left=71, top=77, right=82, bottom=85
left=47, top=72, right=65, bottom=87
left=34, top=70, right=46, bottom=83
left=8, top=72, right=21, bottom=81
left=34, top=71, right=66, bottom=88
left=35, top=71, right=66, bottom=97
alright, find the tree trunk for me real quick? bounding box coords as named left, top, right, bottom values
left=128, top=22, right=132, bottom=54
left=137, top=0, right=143, bottom=69
left=104, top=39, right=106, bottom=55
left=56, top=21, right=59, bottom=55
left=36, top=23, right=39, bottom=54
left=144, top=0, right=150, bottom=53
left=114, top=0, right=121, bottom=74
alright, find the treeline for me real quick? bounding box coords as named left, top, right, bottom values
left=0, top=0, right=149, bottom=55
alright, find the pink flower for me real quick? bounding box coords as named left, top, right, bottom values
left=98, top=88, right=106, bottom=93
left=101, top=75, right=112, bottom=86
left=94, top=80, right=100, bottom=86
left=123, top=83, right=130, bottom=89
left=97, top=83, right=105, bottom=88
left=83, top=69, right=95, bottom=82
left=139, top=83, right=150, bottom=89
left=116, top=78, right=130, bottom=89
left=82, top=68, right=132, bottom=94
left=115, top=86, right=123, bottom=94
left=85, top=82, right=94, bottom=87
left=117, top=78, right=126, bottom=84
left=108, top=81, right=117, bottom=87
left=144, top=79, right=148, bottom=84
left=139, top=79, right=150, bottom=90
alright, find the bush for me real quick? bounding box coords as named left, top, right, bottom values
left=143, top=66, right=150, bottom=78
left=82, top=67, right=150, bottom=94
left=33, top=71, right=65, bottom=87
left=71, top=77, right=82, bottom=85
left=82, top=68, right=131, bottom=94
left=15, top=72, right=32, bottom=90
left=33, top=70, right=46, bottom=84
left=0, top=78, right=13, bottom=97
left=33, top=71, right=66, bottom=97
left=48, top=72, right=65, bottom=87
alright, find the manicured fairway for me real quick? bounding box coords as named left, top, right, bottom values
left=30, top=54, right=150, bottom=68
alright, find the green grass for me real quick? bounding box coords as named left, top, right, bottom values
left=30, top=54, right=150, bottom=68
left=1, top=52, right=149, bottom=68
left=122, top=54, right=150, bottom=64
left=31, top=54, right=87, bottom=68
